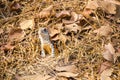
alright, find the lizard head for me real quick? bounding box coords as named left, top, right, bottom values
left=39, top=27, right=49, bottom=35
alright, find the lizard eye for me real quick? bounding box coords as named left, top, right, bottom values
left=43, top=28, right=47, bottom=32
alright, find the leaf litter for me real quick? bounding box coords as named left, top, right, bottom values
left=0, top=0, right=120, bottom=80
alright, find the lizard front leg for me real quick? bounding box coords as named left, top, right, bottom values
left=41, top=44, right=46, bottom=57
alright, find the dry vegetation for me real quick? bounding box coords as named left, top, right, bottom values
left=0, top=0, right=120, bottom=80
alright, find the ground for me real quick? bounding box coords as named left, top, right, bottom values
left=0, top=0, right=120, bottom=80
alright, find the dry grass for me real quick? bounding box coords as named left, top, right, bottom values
left=0, top=0, right=120, bottom=80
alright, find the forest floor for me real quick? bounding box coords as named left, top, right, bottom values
left=0, top=0, right=120, bottom=80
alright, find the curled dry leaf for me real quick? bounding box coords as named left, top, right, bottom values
left=100, top=68, right=113, bottom=80
left=36, top=5, right=55, bottom=19
left=57, top=72, right=78, bottom=78
left=102, top=43, right=116, bottom=62
left=62, top=12, right=82, bottom=24
left=56, top=10, right=70, bottom=18
left=9, top=28, right=25, bottom=41
left=49, top=27, right=60, bottom=38
left=93, top=25, right=113, bottom=36
left=64, top=23, right=81, bottom=34
left=55, top=65, right=78, bottom=73
left=20, top=19, right=35, bottom=29
left=99, top=61, right=112, bottom=74
left=49, top=23, right=63, bottom=40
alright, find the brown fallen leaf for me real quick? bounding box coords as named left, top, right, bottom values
left=48, top=23, right=65, bottom=42
left=103, top=43, right=120, bottom=63
left=57, top=72, right=78, bottom=78
left=11, top=2, right=21, bottom=11
left=36, top=5, right=55, bottom=19
left=0, top=28, right=3, bottom=34
left=99, top=61, right=112, bottom=74
left=118, top=48, right=120, bottom=53
left=56, top=10, right=70, bottom=18
left=59, top=34, right=68, bottom=46
left=55, top=76, right=68, bottom=80
left=105, top=43, right=115, bottom=55
left=1, top=42, right=15, bottom=50
left=49, top=27, right=60, bottom=38
left=9, top=28, right=25, bottom=41
left=49, top=23, right=63, bottom=37
left=100, top=68, right=113, bottom=80
left=103, top=50, right=113, bottom=62
left=82, top=8, right=93, bottom=17
left=102, top=43, right=116, bottom=62
left=20, top=19, right=35, bottom=29
left=107, top=0, right=120, bottom=6
left=85, top=0, right=99, bottom=10
left=55, top=65, right=78, bottom=73
left=62, top=12, right=82, bottom=24
left=93, top=25, right=113, bottom=36
left=97, top=0, right=116, bottom=14
left=17, top=74, right=52, bottom=80
left=83, top=0, right=98, bottom=17
left=64, top=23, right=81, bottom=34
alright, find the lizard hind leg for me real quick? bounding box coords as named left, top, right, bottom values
left=41, top=48, right=46, bottom=57
left=51, top=43, right=55, bottom=57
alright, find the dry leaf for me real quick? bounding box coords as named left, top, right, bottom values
left=107, top=0, right=120, bottom=5
left=102, top=43, right=116, bottom=62
left=82, top=9, right=93, bottom=17
left=100, top=68, right=113, bottom=80
left=83, top=0, right=99, bottom=17
left=99, top=61, right=112, bottom=74
left=11, top=2, right=21, bottom=11
left=49, top=28, right=60, bottom=38
left=17, top=74, right=52, bottom=80
left=9, top=28, right=25, bottom=41
left=56, top=10, right=70, bottom=18
left=97, top=0, right=116, bottom=14
left=105, top=43, right=115, bottom=55
left=49, top=23, right=64, bottom=41
left=118, top=48, right=120, bottom=53
left=51, top=33, right=68, bottom=48
left=64, top=23, right=81, bottom=33
left=36, top=5, right=55, bottom=19
left=103, top=50, right=113, bottom=62
left=3, top=42, right=15, bottom=49
left=115, top=5, right=120, bottom=23
left=86, top=0, right=99, bottom=10
left=57, top=72, right=78, bottom=77
left=55, top=65, right=78, bottom=73
left=62, top=12, right=81, bottom=24
left=93, top=25, right=113, bottom=36
left=59, top=34, right=68, bottom=45
left=0, top=28, right=3, bottom=34
left=20, top=19, right=35, bottom=29
left=55, top=76, right=68, bottom=80
left=103, top=43, right=120, bottom=63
